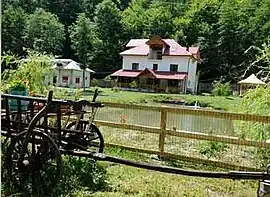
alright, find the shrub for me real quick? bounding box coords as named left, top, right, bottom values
left=129, top=80, right=137, bottom=89
left=112, top=87, right=120, bottom=92
left=91, top=78, right=99, bottom=87
left=74, top=88, right=83, bottom=100
left=198, top=141, right=228, bottom=158
left=2, top=50, right=53, bottom=94
left=239, top=85, right=270, bottom=168
left=1, top=155, right=109, bottom=196
left=8, top=79, right=29, bottom=92
left=212, top=80, right=232, bottom=96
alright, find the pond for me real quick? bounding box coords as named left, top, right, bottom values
left=96, top=104, right=236, bottom=136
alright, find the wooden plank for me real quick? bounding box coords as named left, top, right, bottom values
left=102, top=102, right=162, bottom=112
left=159, top=109, right=167, bottom=153
left=103, top=102, right=270, bottom=124
left=166, top=108, right=270, bottom=124
left=167, top=129, right=270, bottom=148
left=94, top=120, right=160, bottom=134
left=95, top=120, right=270, bottom=148
left=104, top=143, right=261, bottom=171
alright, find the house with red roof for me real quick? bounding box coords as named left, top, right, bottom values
left=110, top=35, right=200, bottom=93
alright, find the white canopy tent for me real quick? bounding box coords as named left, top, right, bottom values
left=238, top=74, right=265, bottom=96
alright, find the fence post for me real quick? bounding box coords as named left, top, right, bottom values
left=159, top=108, right=167, bottom=155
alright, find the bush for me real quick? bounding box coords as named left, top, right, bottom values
left=129, top=80, right=137, bottom=89
left=239, top=85, right=270, bottom=168
left=91, top=78, right=99, bottom=87
left=1, top=155, right=109, bottom=196
left=2, top=50, right=53, bottom=94
left=56, top=156, right=109, bottom=195
left=212, top=80, right=232, bottom=96
left=198, top=141, right=228, bottom=158
left=112, top=87, right=120, bottom=92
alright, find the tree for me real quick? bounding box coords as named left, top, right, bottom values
left=69, top=13, right=96, bottom=90
left=243, top=39, right=270, bottom=82
left=24, top=8, right=65, bottom=55
left=81, top=0, right=103, bottom=19
left=248, top=0, right=270, bottom=47
left=2, top=0, right=39, bottom=13
left=121, top=0, right=149, bottom=38
left=143, top=2, right=174, bottom=38
left=91, top=0, right=125, bottom=72
left=2, top=6, right=27, bottom=56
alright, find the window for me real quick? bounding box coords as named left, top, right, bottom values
left=170, top=64, right=178, bottom=72
left=62, top=76, right=68, bottom=83
left=75, top=77, right=80, bottom=84
left=148, top=47, right=162, bottom=60
left=153, top=64, right=158, bottom=71
left=132, top=63, right=139, bottom=70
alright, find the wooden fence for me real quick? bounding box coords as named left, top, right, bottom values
left=94, top=102, right=270, bottom=171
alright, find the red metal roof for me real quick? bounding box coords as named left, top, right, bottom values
left=155, top=71, right=186, bottom=80
left=120, top=44, right=149, bottom=56
left=126, top=39, right=148, bottom=48
left=110, top=69, right=187, bottom=80
left=121, top=38, right=197, bottom=56
left=189, top=47, right=199, bottom=55
left=110, top=69, right=141, bottom=77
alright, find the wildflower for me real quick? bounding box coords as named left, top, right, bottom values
left=23, top=79, right=29, bottom=85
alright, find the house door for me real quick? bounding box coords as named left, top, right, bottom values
left=75, top=77, right=80, bottom=87
left=53, top=76, right=57, bottom=84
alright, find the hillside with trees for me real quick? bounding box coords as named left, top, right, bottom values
left=2, top=0, right=270, bottom=82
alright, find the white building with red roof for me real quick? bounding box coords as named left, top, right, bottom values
left=111, top=36, right=200, bottom=93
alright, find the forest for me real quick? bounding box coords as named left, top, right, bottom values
left=2, top=0, right=270, bottom=82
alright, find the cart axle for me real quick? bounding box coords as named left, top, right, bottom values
left=60, top=149, right=270, bottom=181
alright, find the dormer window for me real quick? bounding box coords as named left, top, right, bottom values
left=148, top=47, right=162, bottom=60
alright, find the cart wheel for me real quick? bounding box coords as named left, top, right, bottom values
left=5, top=129, right=62, bottom=196
left=65, top=121, right=104, bottom=153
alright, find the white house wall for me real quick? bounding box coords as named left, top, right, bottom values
left=122, top=55, right=197, bottom=92
left=45, top=69, right=91, bottom=88
left=187, top=60, right=198, bottom=93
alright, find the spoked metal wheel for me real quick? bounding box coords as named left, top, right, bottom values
left=5, top=129, right=62, bottom=196
left=64, top=120, right=104, bottom=153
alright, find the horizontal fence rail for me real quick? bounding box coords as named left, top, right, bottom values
left=94, top=102, right=270, bottom=171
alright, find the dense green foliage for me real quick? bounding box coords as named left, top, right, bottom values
left=2, top=0, right=270, bottom=81
left=24, top=8, right=65, bottom=55
left=1, top=154, right=109, bottom=196
left=212, top=80, right=232, bottom=96
left=1, top=51, right=53, bottom=94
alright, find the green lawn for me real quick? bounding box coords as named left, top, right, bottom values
left=52, top=87, right=255, bottom=196
left=89, top=149, right=257, bottom=197
left=79, top=88, right=242, bottom=112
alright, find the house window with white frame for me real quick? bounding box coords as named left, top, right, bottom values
left=132, top=63, right=139, bottom=70
left=170, top=64, right=178, bottom=72
left=153, top=64, right=158, bottom=71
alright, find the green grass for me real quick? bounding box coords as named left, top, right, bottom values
left=80, top=88, right=242, bottom=112
left=50, top=87, right=253, bottom=196
left=90, top=148, right=258, bottom=197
